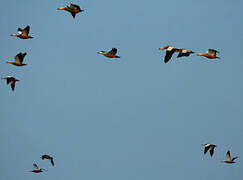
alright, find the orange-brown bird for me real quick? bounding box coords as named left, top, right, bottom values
left=6, top=52, right=27, bottom=66
left=57, top=3, right=84, bottom=18
left=222, top=151, right=238, bottom=164
left=29, top=163, right=46, bottom=173
left=11, top=26, right=33, bottom=39
left=202, top=144, right=216, bottom=157
left=41, top=155, right=54, bottom=166
left=2, top=76, right=19, bottom=91
left=159, top=46, right=180, bottom=63
left=197, top=49, right=220, bottom=59
left=98, top=48, right=120, bottom=58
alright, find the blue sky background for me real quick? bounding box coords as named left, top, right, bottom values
left=1, top=0, right=243, bottom=179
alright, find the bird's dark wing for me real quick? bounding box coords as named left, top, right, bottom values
left=70, top=12, right=76, bottom=18
left=209, top=147, right=214, bottom=157
left=41, top=155, right=49, bottom=160
left=6, top=78, right=13, bottom=85
left=108, top=48, right=117, bottom=55
left=11, top=82, right=15, bottom=91
left=70, top=3, right=80, bottom=10
left=22, top=26, right=30, bottom=36
left=164, top=49, right=176, bottom=63
left=50, top=158, right=54, bottom=166
left=232, top=157, right=238, bottom=161
left=33, top=163, right=39, bottom=169
left=204, top=146, right=210, bottom=154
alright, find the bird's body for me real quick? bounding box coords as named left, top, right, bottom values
left=222, top=151, right=238, bottom=164
left=57, top=3, right=83, bottom=18
left=7, top=52, right=27, bottom=66
left=159, top=46, right=180, bottom=63
left=98, top=48, right=120, bottom=58
left=29, top=163, right=46, bottom=173
left=11, top=26, right=33, bottom=39
left=41, top=155, right=54, bottom=166
left=2, top=76, right=19, bottom=91
left=177, top=48, right=194, bottom=58
left=202, top=143, right=216, bottom=157
left=197, top=49, right=219, bottom=59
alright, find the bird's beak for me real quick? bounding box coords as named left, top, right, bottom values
left=11, top=34, right=17, bottom=37
left=57, top=7, right=65, bottom=10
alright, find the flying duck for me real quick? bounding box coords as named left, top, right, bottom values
left=222, top=150, right=238, bottom=164
left=177, top=48, right=194, bottom=58
left=7, top=52, right=27, bottom=66
left=202, top=144, right=216, bottom=157
left=197, top=49, right=220, bottom=59
left=29, top=163, right=46, bottom=173
left=11, top=26, right=33, bottom=39
left=41, top=155, right=54, bottom=166
left=2, top=76, right=19, bottom=91
left=159, top=46, right=180, bottom=63
left=57, top=3, right=84, bottom=18
left=98, top=48, right=120, bottom=58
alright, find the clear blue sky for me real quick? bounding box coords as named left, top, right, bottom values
left=1, top=0, right=243, bottom=180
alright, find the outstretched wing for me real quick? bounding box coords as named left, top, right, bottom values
left=164, top=49, right=176, bottom=63
left=33, top=163, right=39, bottom=169
left=22, top=26, right=30, bottom=36
left=226, top=151, right=231, bottom=161
left=232, top=157, right=238, bottom=161
left=204, top=146, right=210, bottom=155
left=70, top=3, right=80, bottom=10
left=6, top=77, right=13, bottom=85
left=209, top=147, right=215, bottom=157
left=108, top=48, right=117, bottom=55
left=10, top=82, right=16, bottom=91
left=15, top=53, right=26, bottom=63
left=70, top=12, right=76, bottom=18
left=50, top=158, right=54, bottom=166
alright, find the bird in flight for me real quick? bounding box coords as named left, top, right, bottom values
left=2, top=76, right=19, bottom=91
left=41, top=155, right=54, bottom=166
left=222, top=150, right=238, bottom=164
left=177, top=48, right=194, bottom=58
left=11, top=26, right=33, bottom=39
left=202, top=143, right=216, bottom=157
left=159, top=46, right=180, bottom=63
left=6, top=52, right=27, bottom=66
left=29, top=163, right=46, bottom=173
left=197, top=49, right=220, bottom=59
left=57, top=3, right=84, bottom=18
left=98, top=48, right=120, bottom=58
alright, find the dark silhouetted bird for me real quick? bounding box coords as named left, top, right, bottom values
left=2, top=76, right=19, bottom=91
left=159, top=46, right=180, bottom=63
left=41, top=155, right=54, bottom=166
left=202, top=143, right=216, bottom=157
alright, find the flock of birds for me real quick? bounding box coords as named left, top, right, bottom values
left=2, top=2, right=238, bottom=174
left=202, top=144, right=238, bottom=164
